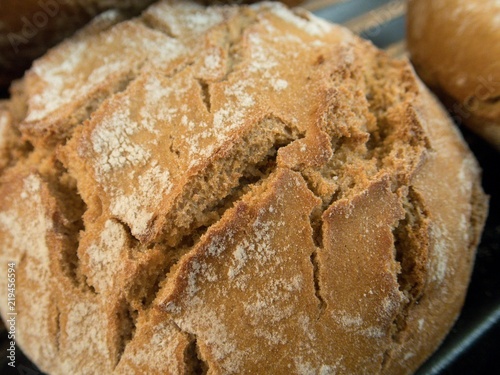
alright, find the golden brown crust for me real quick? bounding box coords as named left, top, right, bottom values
left=0, top=102, right=13, bottom=171
left=407, top=0, right=500, bottom=149
left=0, top=1, right=488, bottom=374
left=383, top=83, right=489, bottom=374
left=0, top=100, right=32, bottom=173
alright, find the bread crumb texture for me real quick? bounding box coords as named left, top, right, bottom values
left=0, top=1, right=487, bottom=374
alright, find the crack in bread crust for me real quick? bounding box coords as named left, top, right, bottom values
left=114, top=300, right=138, bottom=369
left=382, top=187, right=430, bottom=369
left=309, top=250, right=326, bottom=316
left=184, top=334, right=210, bottom=375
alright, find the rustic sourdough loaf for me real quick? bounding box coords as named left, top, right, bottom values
left=407, top=0, right=500, bottom=149
left=0, top=1, right=488, bottom=374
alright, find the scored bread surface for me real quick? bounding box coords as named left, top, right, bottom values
left=0, top=1, right=488, bottom=374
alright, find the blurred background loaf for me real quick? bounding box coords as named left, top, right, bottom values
left=407, top=0, right=500, bottom=149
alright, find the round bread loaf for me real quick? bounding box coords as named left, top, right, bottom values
left=407, top=0, right=500, bottom=149
left=0, top=1, right=488, bottom=374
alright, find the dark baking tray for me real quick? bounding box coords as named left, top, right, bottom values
left=1, top=1, right=499, bottom=374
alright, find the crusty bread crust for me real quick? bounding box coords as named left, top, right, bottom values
left=407, top=0, right=500, bottom=149
left=0, top=1, right=488, bottom=374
